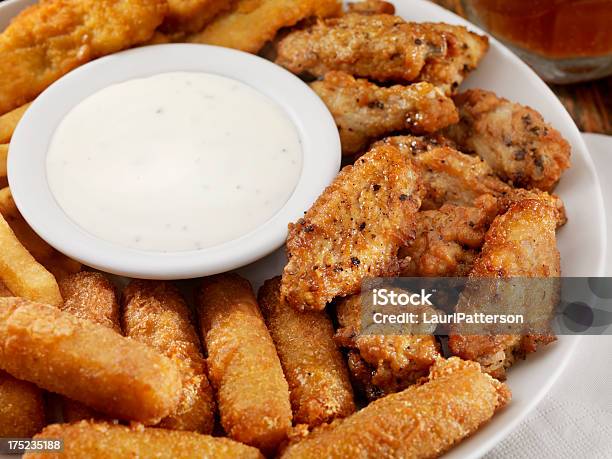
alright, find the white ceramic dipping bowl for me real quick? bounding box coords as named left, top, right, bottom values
left=8, top=44, right=341, bottom=279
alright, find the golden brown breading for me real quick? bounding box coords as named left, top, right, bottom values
left=186, top=0, right=342, bottom=53
left=334, top=294, right=440, bottom=401
left=444, top=89, right=571, bottom=191
left=0, top=0, right=167, bottom=115
left=275, top=14, right=487, bottom=94
left=0, top=297, right=181, bottom=424
left=26, top=421, right=264, bottom=459
left=122, top=280, right=215, bottom=434
left=0, top=145, right=8, bottom=188
left=449, top=198, right=560, bottom=379
left=161, top=0, right=234, bottom=36
left=310, top=71, right=458, bottom=155
left=281, top=144, right=423, bottom=311
left=0, top=370, right=45, bottom=438
left=346, top=0, right=395, bottom=15
left=258, top=277, right=355, bottom=427
left=281, top=357, right=510, bottom=458
left=0, top=103, right=30, bottom=144
left=197, top=274, right=292, bottom=454
left=0, top=280, right=11, bottom=297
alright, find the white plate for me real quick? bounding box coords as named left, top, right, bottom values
left=0, top=0, right=607, bottom=457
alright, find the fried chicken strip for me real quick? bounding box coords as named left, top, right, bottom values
left=334, top=293, right=440, bottom=401
left=0, top=297, right=181, bottom=424
left=258, top=277, right=355, bottom=427
left=0, top=370, right=45, bottom=438
left=281, top=144, right=423, bottom=311
left=197, top=274, right=292, bottom=454
left=346, top=0, right=395, bottom=15
left=186, top=0, right=342, bottom=53
left=161, top=0, right=234, bottom=36
left=123, top=280, right=215, bottom=434
left=0, top=103, right=30, bottom=144
left=25, top=421, right=264, bottom=459
left=275, top=14, right=487, bottom=94
left=281, top=357, right=510, bottom=458
left=449, top=198, right=560, bottom=379
left=0, top=0, right=167, bottom=115
left=444, top=89, right=571, bottom=191
left=310, top=71, right=458, bottom=155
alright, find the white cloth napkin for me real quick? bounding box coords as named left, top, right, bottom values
left=486, top=133, right=612, bottom=459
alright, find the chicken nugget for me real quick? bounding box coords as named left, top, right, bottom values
left=281, top=144, right=423, bottom=311
left=161, top=0, right=234, bottom=36
left=25, top=421, right=264, bottom=459
left=281, top=357, right=510, bottom=458
left=444, top=89, right=571, bottom=191
left=258, top=277, right=355, bottom=427
left=122, top=280, right=215, bottom=434
left=0, top=370, right=45, bottom=438
left=310, top=71, right=458, bottom=155
left=0, top=103, right=30, bottom=144
left=186, top=0, right=342, bottom=53
left=197, top=274, right=292, bottom=454
left=0, top=298, right=181, bottom=424
left=0, top=0, right=167, bottom=115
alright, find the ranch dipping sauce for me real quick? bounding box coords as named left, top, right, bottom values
left=46, top=72, right=302, bottom=252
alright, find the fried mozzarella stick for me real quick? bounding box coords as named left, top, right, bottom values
left=281, top=357, right=510, bottom=458
left=25, top=421, right=264, bottom=459
left=276, top=14, right=488, bottom=94
left=0, top=0, right=168, bottom=115
left=445, top=89, right=571, bottom=191
left=258, top=277, right=355, bottom=427
left=281, top=144, right=423, bottom=311
left=58, top=272, right=121, bottom=422
left=122, top=280, right=215, bottom=434
left=310, top=71, right=458, bottom=155
left=198, top=274, right=291, bottom=453
left=0, top=103, right=30, bottom=143
left=0, top=298, right=181, bottom=424
left=186, top=0, right=342, bottom=53
left=0, top=213, right=62, bottom=307
left=0, top=370, right=45, bottom=438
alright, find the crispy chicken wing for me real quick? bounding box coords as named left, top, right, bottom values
left=444, top=89, right=571, bottom=191
left=310, top=71, right=458, bottom=155
left=448, top=197, right=560, bottom=379
left=281, top=144, right=423, bottom=311
left=275, top=14, right=488, bottom=94
left=0, top=0, right=167, bottom=115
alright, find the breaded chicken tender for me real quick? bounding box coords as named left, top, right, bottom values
left=0, top=103, right=30, bottom=144
left=26, top=421, right=264, bottom=459
left=275, top=14, right=487, bottom=94
left=162, top=0, right=234, bottom=36
left=346, top=0, right=395, bottom=15
left=197, top=274, right=292, bottom=454
left=310, top=71, right=458, bottom=155
left=0, top=370, right=45, bottom=438
left=281, top=357, right=510, bottom=458
left=122, top=280, right=215, bottom=434
left=258, top=277, right=355, bottom=427
left=449, top=198, right=560, bottom=379
left=0, top=0, right=167, bottom=115
left=334, top=294, right=440, bottom=400
left=186, top=0, right=342, bottom=53
left=445, top=89, right=571, bottom=191
left=0, top=298, right=181, bottom=424
left=281, top=144, right=423, bottom=311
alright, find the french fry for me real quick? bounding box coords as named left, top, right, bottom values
left=0, top=213, right=62, bottom=306
left=0, top=297, right=182, bottom=424
left=0, top=370, right=45, bottom=437
left=0, top=103, right=30, bottom=144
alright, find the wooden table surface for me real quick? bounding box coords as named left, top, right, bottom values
left=433, top=0, right=611, bottom=135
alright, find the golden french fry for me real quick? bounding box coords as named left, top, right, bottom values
left=0, top=370, right=45, bottom=437
left=0, top=213, right=62, bottom=306
left=0, top=103, right=30, bottom=144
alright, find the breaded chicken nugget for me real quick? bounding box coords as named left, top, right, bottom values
left=310, top=72, right=458, bottom=155
left=0, top=297, right=181, bottom=424
left=0, top=370, right=45, bottom=438
left=25, top=421, right=264, bottom=459
left=162, top=0, right=234, bottom=36
left=197, top=274, right=292, bottom=454
left=122, top=280, right=215, bottom=434
left=281, top=357, right=510, bottom=458
left=258, top=277, right=355, bottom=427
left=0, top=103, right=30, bottom=144
left=334, top=294, right=440, bottom=401
left=0, top=0, right=167, bottom=115
left=186, top=0, right=341, bottom=53
left=444, top=89, right=571, bottom=191
left=281, top=144, right=423, bottom=311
